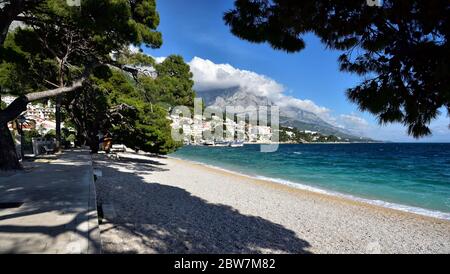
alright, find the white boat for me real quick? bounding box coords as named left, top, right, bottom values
left=214, top=141, right=230, bottom=147
left=229, top=141, right=244, bottom=147
left=203, top=140, right=215, bottom=146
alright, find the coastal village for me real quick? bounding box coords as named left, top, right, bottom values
left=1, top=95, right=56, bottom=135
left=1, top=0, right=449, bottom=257
left=2, top=93, right=348, bottom=156
left=170, top=113, right=345, bottom=145
left=169, top=113, right=272, bottom=145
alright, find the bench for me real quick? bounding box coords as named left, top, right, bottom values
left=111, top=144, right=126, bottom=153
left=41, top=145, right=55, bottom=155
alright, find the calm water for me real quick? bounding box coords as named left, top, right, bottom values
left=172, top=143, right=450, bottom=219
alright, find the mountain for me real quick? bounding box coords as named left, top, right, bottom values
left=196, top=87, right=372, bottom=142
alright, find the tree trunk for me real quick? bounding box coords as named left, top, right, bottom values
left=16, top=120, right=25, bottom=158
left=0, top=96, right=28, bottom=171
left=0, top=122, right=21, bottom=170
left=55, top=95, right=62, bottom=151
left=89, top=133, right=99, bottom=154
left=0, top=0, right=25, bottom=45
left=0, top=79, right=84, bottom=170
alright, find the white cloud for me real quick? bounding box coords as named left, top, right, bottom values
left=134, top=54, right=448, bottom=141
left=189, top=57, right=284, bottom=95
left=128, top=44, right=141, bottom=54
left=187, top=57, right=397, bottom=137
left=339, top=114, right=369, bottom=130
left=154, top=57, right=166, bottom=64
left=188, top=56, right=333, bottom=118
left=279, top=97, right=332, bottom=117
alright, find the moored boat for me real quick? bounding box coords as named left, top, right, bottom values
left=214, top=141, right=230, bottom=147
left=229, top=140, right=244, bottom=147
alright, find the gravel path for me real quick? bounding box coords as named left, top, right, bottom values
left=93, top=152, right=450, bottom=254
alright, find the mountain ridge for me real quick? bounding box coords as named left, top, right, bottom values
left=196, top=87, right=372, bottom=142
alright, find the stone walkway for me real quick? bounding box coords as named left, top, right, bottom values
left=0, top=150, right=100, bottom=253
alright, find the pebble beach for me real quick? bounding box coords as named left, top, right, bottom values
left=93, top=152, right=450, bottom=254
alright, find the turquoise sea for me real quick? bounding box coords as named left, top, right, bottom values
left=172, top=143, right=450, bottom=220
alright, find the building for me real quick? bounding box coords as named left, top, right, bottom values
left=169, top=113, right=274, bottom=145
left=2, top=95, right=56, bottom=134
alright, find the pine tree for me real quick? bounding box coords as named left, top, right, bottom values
left=0, top=0, right=162, bottom=170
left=224, top=0, right=450, bottom=138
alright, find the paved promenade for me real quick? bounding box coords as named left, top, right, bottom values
left=0, top=150, right=101, bottom=253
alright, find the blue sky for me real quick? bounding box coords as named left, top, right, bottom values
left=142, top=0, right=449, bottom=142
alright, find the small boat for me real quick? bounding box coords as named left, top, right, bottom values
left=229, top=140, right=244, bottom=147
left=214, top=141, right=230, bottom=147
left=203, top=140, right=215, bottom=146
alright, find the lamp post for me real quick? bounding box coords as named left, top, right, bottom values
left=17, top=115, right=27, bottom=159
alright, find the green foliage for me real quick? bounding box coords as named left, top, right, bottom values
left=34, top=0, right=163, bottom=52
left=225, top=0, right=450, bottom=138
left=0, top=0, right=163, bottom=96
left=44, top=129, right=56, bottom=139
left=114, top=102, right=180, bottom=154
left=0, top=1, right=192, bottom=155
left=139, top=55, right=196, bottom=107
left=105, top=67, right=186, bottom=154
left=65, top=63, right=189, bottom=154
left=65, top=134, right=76, bottom=143
left=22, top=129, right=42, bottom=152
left=61, top=127, right=76, bottom=147
left=0, top=31, right=57, bottom=95
left=116, top=47, right=156, bottom=66
left=63, top=72, right=112, bottom=146
left=23, top=129, right=41, bottom=143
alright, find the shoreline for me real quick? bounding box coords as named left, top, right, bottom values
left=168, top=155, right=450, bottom=222
left=94, top=152, right=450, bottom=253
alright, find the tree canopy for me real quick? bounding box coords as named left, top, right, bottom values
left=1, top=0, right=162, bottom=94
left=63, top=54, right=195, bottom=155
left=0, top=0, right=164, bottom=169
left=224, top=0, right=450, bottom=137
left=139, top=55, right=195, bottom=107
left=2, top=25, right=195, bottom=157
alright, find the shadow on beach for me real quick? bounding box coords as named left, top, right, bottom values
left=94, top=154, right=312, bottom=254
left=0, top=152, right=100, bottom=253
